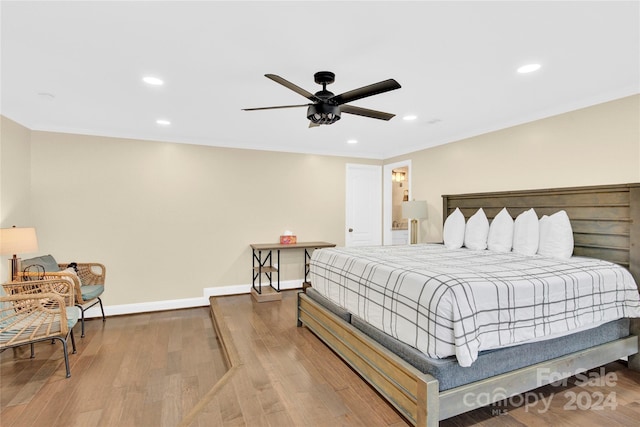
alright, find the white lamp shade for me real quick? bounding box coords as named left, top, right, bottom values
left=402, top=200, right=428, bottom=219
left=0, top=227, right=39, bottom=255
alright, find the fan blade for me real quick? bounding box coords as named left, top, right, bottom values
left=331, top=79, right=401, bottom=105
left=265, top=74, right=320, bottom=102
left=242, top=104, right=310, bottom=111
left=340, top=105, right=396, bottom=121
left=308, top=121, right=320, bottom=128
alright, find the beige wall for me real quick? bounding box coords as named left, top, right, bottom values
left=27, top=131, right=379, bottom=304
left=386, top=95, right=640, bottom=243
left=0, top=116, right=33, bottom=282
left=3, top=94, right=638, bottom=305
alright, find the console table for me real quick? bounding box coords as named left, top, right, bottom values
left=250, top=241, right=336, bottom=302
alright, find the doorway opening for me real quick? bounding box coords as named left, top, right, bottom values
left=383, top=160, right=411, bottom=245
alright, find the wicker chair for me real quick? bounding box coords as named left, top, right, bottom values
left=18, top=256, right=106, bottom=338
left=1, top=279, right=79, bottom=378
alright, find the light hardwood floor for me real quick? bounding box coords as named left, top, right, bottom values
left=1, top=307, right=227, bottom=427
left=2, top=290, right=639, bottom=426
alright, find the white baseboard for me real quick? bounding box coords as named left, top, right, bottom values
left=82, top=279, right=304, bottom=318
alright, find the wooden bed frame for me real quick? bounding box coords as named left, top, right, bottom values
left=297, top=183, right=640, bottom=426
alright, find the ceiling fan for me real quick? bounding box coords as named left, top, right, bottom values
left=242, top=71, right=401, bottom=127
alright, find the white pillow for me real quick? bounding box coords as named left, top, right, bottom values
left=464, top=208, right=489, bottom=250
left=512, top=208, right=539, bottom=256
left=487, top=208, right=514, bottom=252
left=63, top=267, right=82, bottom=285
left=443, top=208, right=465, bottom=249
left=538, top=210, right=574, bottom=259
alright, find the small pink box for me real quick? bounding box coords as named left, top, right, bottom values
left=280, top=235, right=297, bottom=245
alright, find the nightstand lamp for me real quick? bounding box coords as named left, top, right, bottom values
left=402, top=200, right=428, bottom=244
left=0, top=226, right=39, bottom=280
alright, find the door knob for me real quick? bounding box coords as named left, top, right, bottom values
left=348, top=228, right=353, bottom=232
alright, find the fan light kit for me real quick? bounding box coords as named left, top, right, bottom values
left=243, top=71, right=401, bottom=127
left=307, top=103, right=341, bottom=125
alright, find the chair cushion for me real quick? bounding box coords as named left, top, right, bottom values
left=1, top=308, right=79, bottom=342
left=66, top=306, right=81, bottom=329
left=0, top=312, right=43, bottom=343
left=80, top=285, right=104, bottom=301
left=20, top=255, right=61, bottom=272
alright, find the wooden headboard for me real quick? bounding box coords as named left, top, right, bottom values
left=442, top=183, right=640, bottom=287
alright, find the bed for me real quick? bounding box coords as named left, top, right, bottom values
left=297, top=182, right=640, bottom=426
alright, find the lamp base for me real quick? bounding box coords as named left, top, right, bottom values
left=9, top=255, right=19, bottom=281
left=410, top=219, right=418, bottom=244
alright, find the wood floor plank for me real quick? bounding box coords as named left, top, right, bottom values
left=68, top=408, right=102, bottom=427
left=92, top=385, right=126, bottom=427
left=0, top=404, right=26, bottom=427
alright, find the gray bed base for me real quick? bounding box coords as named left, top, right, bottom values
left=305, top=287, right=631, bottom=393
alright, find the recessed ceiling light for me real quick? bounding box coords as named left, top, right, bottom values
left=143, top=76, right=164, bottom=85
left=403, top=115, right=417, bottom=121
left=156, top=119, right=171, bottom=126
left=347, top=139, right=358, bottom=144
left=517, top=63, right=541, bottom=74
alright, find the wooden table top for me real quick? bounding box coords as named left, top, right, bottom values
left=250, top=241, right=336, bottom=250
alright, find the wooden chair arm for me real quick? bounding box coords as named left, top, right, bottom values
left=0, top=292, right=69, bottom=347
left=58, top=262, right=106, bottom=286
left=3, top=278, right=76, bottom=307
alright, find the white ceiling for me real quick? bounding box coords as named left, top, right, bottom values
left=2, top=1, right=638, bottom=159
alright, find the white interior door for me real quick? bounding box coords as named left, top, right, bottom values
left=346, top=164, right=382, bottom=247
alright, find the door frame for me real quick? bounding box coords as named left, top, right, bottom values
left=383, top=159, right=412, bottom=245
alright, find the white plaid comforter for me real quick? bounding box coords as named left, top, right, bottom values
left=310, top=244, right=640, bottom=367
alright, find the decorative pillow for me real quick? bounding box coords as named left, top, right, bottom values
left=464, top=208, right=489, bottom=250
left=443, top=208, right=466, bottom=249
left=487, top=208, right=514, bottom=252
left=20, top=254, right=61, bottom=272
left=512, top=208, right=539, bottom=256
left=63, top=267, right=83, bottom=286
left=538, top=210, right=574, bottom=259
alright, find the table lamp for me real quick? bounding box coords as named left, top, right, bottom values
left=0, top=226, right=39, bottom=280
left=402, top=200, right=428, bottom=244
